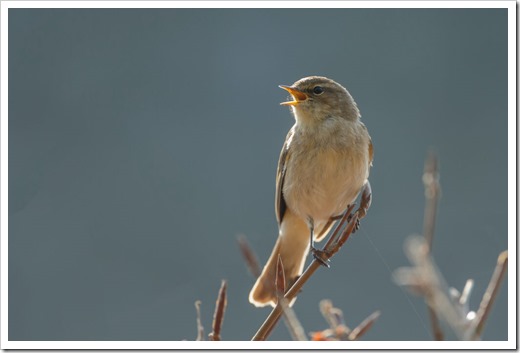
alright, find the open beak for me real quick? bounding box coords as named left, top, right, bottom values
left=279, top=85, right=308, bottom=106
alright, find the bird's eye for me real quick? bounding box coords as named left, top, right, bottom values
left=313, top=86, right=324, bottom=95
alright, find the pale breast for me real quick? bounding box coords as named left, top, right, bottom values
left=283, top=122, right=370, bottom=223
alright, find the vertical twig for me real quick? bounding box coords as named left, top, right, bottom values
left=427, top=306, right=444, bottom=341
left=422, top=151, right=440, bottom=251
left=275, top=255, right=286, bottom=298
left=194, top=300, right=205, bottom=341
left=422, top=151, right=443, bottom=340
left=459, top=279, right=474, bottom=308
left=208, top=280, right=227, bottom=341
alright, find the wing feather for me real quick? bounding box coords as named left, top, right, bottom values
left=275, top=127, right=294, bottom=226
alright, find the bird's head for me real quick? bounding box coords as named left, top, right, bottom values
left=279, top=76, right=360, bottom=124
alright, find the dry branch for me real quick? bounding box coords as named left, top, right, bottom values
left=310, top=300, right=380, bottom=341
left=348, top=310, right=381, bottom=340
left=394, top=236, right=507, bottom=340
left=394, top=153, right=507, bottom=341
left=421, top=152, right=443, bottom=340
left=208, top=280, right=227, bottom=341
left=194, top=300, right=204, bottom=341
left=472, top=250, right=508, bottom=339
left=237, top=235, right=262, bottom=278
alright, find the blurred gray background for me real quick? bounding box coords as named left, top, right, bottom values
left=9, top=8, right=508, bottom=341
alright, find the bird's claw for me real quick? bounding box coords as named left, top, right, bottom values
left=311, top=248, right=330, bottom=268
left=347, top=214, right=361, bottom=233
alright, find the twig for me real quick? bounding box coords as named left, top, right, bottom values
left=252, top=183, right=372, bottom=341
left=237, top=235, right=262, bottom=278
left=319, top=299, right=347, bottom=330
left=422, top=151, right=440, bottom=251
left=194, top=300, right=205, bottom=341
left=459, top=279, right=474, bottom=309
left=278, top=297, right=308, bottom=341
left=348, top=310, right=381, bottom=340
left=427, top=306, right=444, bottom=341
left=311, top=300, right=380, bottom=341
left=421, top=152, right=443, bottom=340
left=472, top=251, right=508, bottom=339
left=208, top=280, right=227, bottom=341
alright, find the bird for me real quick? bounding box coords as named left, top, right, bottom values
left=249, top=76, right=373, bottom=308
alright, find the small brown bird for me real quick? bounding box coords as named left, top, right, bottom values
left=249, top=76, right=373, bottom=307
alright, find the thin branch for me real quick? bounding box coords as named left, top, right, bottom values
left=459, top=279, right=474, bottom=308
left=348, top=310, right=381, bottom=340
left=252, top=183, right=372, bottom=341
left=427, top=305, right=444, bottom=341
left=311, top=300, right=379, bottom=341
left=208, top=280, right=227, bottom=341
left=421, top=151, right=443, bottom=340
left=194, top=300, right=205, bottom=341
left=319, top=299, right=347, bottom=330
left=422, top=151, right=440, bottom=251
left=237, top=234, right=262, bottom=278
left=278, top=297, right=308, bottom=341
left=472, top=251, right=508, bottom=339
left=322, top=204, right=357, bottom=251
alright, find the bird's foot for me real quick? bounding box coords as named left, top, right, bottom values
left=347, top=213, right=361, bottom=233
left=311, top=248, right=330, bottom=268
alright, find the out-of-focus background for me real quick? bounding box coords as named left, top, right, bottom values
left=9, top=8, right=508, bottom=341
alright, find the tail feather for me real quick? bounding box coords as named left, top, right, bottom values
left=249, top=209, right=310, bottom=307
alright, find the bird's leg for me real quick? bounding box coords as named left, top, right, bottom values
left=308, top=217, right=330, bottom=268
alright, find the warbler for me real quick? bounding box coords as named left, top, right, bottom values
left=249, top=76, right=373, bottom=307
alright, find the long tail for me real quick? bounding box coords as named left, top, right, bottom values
left=249, top=209, right=310, bottom=307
